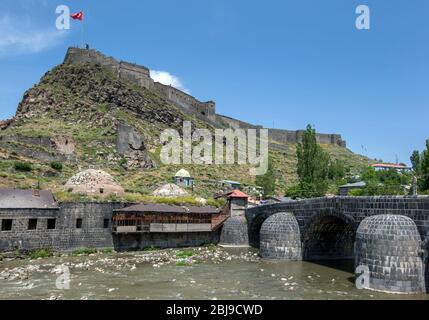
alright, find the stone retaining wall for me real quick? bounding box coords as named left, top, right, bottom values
left=0, top=202, right=219, bottom=252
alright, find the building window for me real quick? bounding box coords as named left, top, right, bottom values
left=47, top=219, right=56, bottom=230
left=76, top=218, right=83, bottom=229
left=1, top=219, right=12, bottom=231
left=99, top=188, right=104, bottom=194
left=28, top=219, right=38, bottom=230
left=103, top=219, right=110, bottom=229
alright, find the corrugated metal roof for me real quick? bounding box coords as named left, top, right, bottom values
left=0, top=189, right=58, bottom=209
left=116, top=203, right=219, bottom=214
left=339, top=181, right=366, bottom=188
left=220, top=180, right=241, bottom=185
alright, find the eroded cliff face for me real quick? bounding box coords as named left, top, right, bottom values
left=116, top=122, right=155, bottom=170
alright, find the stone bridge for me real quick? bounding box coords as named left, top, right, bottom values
left=245, top=196, right=429, bottom=294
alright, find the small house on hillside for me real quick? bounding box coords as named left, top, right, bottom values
left=338, top=181, right=366, bottom=196
left=173, top=169, right=194, bottom=189
left=219, top=180, right=242, bottom=191
left=371, top=163, right=411, bottom=173
left=264, top=196, right=295, bottom=205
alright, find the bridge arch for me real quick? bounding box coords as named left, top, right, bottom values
left=302, top=211, right=357, bottom=261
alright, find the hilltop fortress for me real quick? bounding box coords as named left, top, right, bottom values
left=64, top=47, right=346, bottom=147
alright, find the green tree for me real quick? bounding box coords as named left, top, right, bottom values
left=296, top=125, right=330, bottom=198
left=410, top=150, right=421, bottom=174
left=355, top=166, right=410, bottom=196
left=328, top=159, right=347, bottom=182
left=420, top=140, right=429, bottom=191
left=256, top=157, right=276, bottom=197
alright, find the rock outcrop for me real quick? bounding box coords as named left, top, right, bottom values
left=151, top=184, right=188, bottom=197
left=116, top=122, right=155, bottom=169
left=65, top=169, right=125, bottom=198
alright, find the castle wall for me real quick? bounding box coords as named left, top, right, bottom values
left=268, top=128, right=346, bottom=147
left=216, top=115, right=262, bottom=130
left=154, top=82, right=216, bottom=122
left=63, top=47, right=346, bottom=147
left=119, top=61, right=154, bottom=89
left=64, top=48, right=154, bottom=90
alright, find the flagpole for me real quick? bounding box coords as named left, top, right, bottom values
left=82, top=12, right=85, bottom=48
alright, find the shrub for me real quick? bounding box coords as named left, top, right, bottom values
left=14, top=161, right=32, bottom=172
left=285, top=184, right=303, bottom=199
left=50, top=161, right=63, bottom=171
left=29, top=249, right=54, bottom=260
left=348, top=189, right=364, bottom=196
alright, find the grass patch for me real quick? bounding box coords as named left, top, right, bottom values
left=175, top=261, right=191, bottom=267
left=100, top=248, right=114, bottom=254
left=72, top=248, right=98, bottom=256
left=176, top=251, right=194, bottom=259
left=29, top=249, right=54, bottom=260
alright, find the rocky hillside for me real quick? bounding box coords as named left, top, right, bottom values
left=0, top=60, right=373, bottom=199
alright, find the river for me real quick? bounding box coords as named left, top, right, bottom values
left=0, top=247, right=427, bottom=300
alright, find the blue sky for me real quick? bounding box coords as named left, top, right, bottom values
left=0, top=0, right=428, bottom=164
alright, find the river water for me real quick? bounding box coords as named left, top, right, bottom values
left=0, top=247, right=427, bottom=300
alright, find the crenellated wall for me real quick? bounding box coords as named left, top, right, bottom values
left=154, top=82, right=216, bottom=122
left=64, top=47, right=154, bottom=90
left=63, top=47, right=347, bottom=147
left=268, top=129, right=346, bottom=147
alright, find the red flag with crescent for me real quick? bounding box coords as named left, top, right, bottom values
left=70, top=11, right=84, bottom=21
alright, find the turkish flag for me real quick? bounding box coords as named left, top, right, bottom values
left=70, top=11, right=84, bottom=21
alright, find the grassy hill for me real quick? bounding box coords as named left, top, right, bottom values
left=0, top=62, right=373, bottom=200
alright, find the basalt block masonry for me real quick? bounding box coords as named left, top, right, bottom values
left=0, top=202, right=220, bottom=253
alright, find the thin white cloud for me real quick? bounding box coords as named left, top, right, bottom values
left=0, top=15, right=67, bottom=56
left=150, top=70, right=190, bottom=94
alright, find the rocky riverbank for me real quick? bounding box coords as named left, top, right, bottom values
left=0, top=246, right=260, bottom=283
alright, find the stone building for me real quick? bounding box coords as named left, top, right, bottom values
left=217, top=190, right=250, bottom=247
left=173, top=169, right=194, bottom=189
left=0, top=189, right=224, bottom=252
left=338, top=181, right=366, bottom=196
